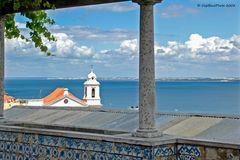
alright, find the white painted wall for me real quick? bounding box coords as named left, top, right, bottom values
left=85, top=98, right=101, bottom=106
left=84, top=85, right=100, bottom=99
left=27, top=99, right=43, bottom=106
left=83, top=85, right=101, bottom=106
left=83, top=70, right=102, bottom=107
left=50, top=97, right=87, bottom=107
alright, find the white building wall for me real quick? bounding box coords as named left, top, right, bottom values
left=83, top=85, right=101, bottom=106
left=27, top=99, right=43, bottom=106
left=50, top=98, right=87, bottom=107
left=85, top=98, right=101, bottom=106
left=86, top=86, right=91, bottom=99
left=95, top=86, right=100, bottom=99
left=85, top=86, right=100, bottom=99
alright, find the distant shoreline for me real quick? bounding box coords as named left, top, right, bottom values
left=5, top=77, right=240, bottom=82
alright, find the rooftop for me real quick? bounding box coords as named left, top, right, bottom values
left=1, top=106, right=239, bottom=147
left=42, top=88, right=86, bottom=106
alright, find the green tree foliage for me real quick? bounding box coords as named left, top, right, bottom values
left=0, top=0, right=56, bottom=55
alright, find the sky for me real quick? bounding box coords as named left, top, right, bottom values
left=5, top=0, right=240, bottom=78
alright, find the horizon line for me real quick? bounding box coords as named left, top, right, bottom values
left=5, top=76, right=240, bottom=80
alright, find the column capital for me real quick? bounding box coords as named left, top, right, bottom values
left=132, top=0, right=163, bottom=5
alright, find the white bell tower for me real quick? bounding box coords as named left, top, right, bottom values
left=83, top=68, right=102, bottom=107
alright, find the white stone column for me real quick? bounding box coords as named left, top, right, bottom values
left=0, top=16, right=4, bottom=118
left=133, top=0, right=162, bottom=138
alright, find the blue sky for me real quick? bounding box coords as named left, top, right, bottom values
left=6, top=0, right=240, bottom=78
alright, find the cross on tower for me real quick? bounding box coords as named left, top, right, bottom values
left=91, top=65, right=93, bottom=72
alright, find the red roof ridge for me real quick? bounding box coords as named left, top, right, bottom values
left=43, top=88, right=65, bottom=105
left=68, top=92, right=86, bottom=104
left=4, top=95, right=16, bottom=103
left=43, top=88, right=86, bottom=106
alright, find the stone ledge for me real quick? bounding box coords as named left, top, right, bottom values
left=0, top=124, right=239, bottom=149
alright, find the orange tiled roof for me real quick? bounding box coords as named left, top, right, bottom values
left=43, top=88, right=65, bottom=104
left=43, top=88, right=86, bottom=105
left=4, top=95, right=16, bottom=103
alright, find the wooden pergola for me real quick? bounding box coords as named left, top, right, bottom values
left=0, top=0, right=129, bottom=15
left=0, top=0, right=162, bottom=138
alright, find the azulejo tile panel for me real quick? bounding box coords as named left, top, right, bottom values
left=155, top=155, right=176, bottom=160
left=5, top=130, right=238, bottom=160
left=154, top=145, right=175, bottom=157
left=177, top=144, right=202, bottom=159
left=0, top=130, right=175, bottom=160
left=177, top=154, right=197, bottom=160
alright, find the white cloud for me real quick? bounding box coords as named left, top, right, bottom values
left=51, top=25, right=137, bottom=43
left=6, top=24, right=240, bottom=78
left=230, top=35, right=240, bottom=49
left=7, top=31, right=240, bottom=64
left=117, top=39, right=138, bottom=55
left=6, top=32, right=94, bottom=58
left=46, top=33, right=94, bottom=57
left=92, top=34, right=240, bottom=66
left=155, top=34, right=240, bottom=63
left=15, top=22, right=26, bottom=29
left=6, top=38, right=38, bottom=55
left=160, top=5, right=199, bottom=18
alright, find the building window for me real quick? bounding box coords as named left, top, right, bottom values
left=64, top=99, right=68, bottom=104
left=92, top=88, right=95, bottom=98
left=85, top=87, right=87, bottom=97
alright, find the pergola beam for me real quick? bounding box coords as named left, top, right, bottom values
left=0, top=0, right=130, bottom=15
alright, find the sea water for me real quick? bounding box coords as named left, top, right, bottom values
left=4, top=79, right=240, bottom=114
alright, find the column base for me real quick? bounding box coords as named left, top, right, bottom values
left=132, top=129, right=162, bottom=138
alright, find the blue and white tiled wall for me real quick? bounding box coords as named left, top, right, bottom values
left=0, top=131, right=176, bottom=160
left=0, top=131, right=238, bottom=160
left=177, top=144, right=202, bottom=160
